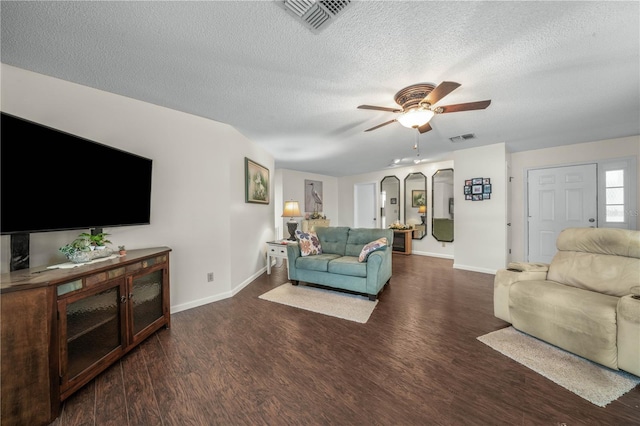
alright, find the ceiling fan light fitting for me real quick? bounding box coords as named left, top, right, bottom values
left=397, top=107, right=435, bottom=129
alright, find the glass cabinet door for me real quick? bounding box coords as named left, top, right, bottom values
left=59, top=280, right=124, bottom=384
left=131, top=269, right=164, bottom=337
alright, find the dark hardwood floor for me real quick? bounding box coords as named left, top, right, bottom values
left=51, top=255, right=640, bottom=425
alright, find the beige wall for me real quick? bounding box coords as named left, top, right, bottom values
left=337, top=160, right=456, bottom=259
left=274, top=169, right=339, bottom=240
left=1, top=64, right=275, bottom=312
left=453, top=143, right=508, bottom=273
left=509, top=136, right=640, bottom=261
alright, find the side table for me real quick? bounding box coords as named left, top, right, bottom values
left=392, top=229, right=413, bottom=255
left=266, top=241, right=291, bottom=275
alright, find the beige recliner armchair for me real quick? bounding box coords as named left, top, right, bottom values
left=494, top=227, right=640, bottom=377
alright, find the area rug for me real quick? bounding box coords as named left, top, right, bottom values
left=258, top=283, right=378, bottom=323
left=477, top=326, right=640, bottom=407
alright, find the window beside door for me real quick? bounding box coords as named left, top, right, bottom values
left=599, top=157, right=637, bottom=230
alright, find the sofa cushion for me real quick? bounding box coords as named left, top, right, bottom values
left=547, top=228, right=640, bottom=297
left=358, top=237, right=388, bottom=262
left=548, top=252, right=640, bottom=297
left=315, top=227, right=349, bottom=255
left=328, top=256, right=367, bottom=277
left=345, top=228, right=393, bottom=257
left=510, top=279, right=619, bottom=369
left=295, top=253, right=341, bottom=272
left=295, top=230, right=322, bottom=256
left=556, top=227, right=640, bottom=258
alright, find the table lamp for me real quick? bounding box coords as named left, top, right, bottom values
left=418, top=204, right=426, bottom=224
left=282, top=200, right=301, bottom=241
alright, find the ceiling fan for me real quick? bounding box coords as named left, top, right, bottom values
left=358, top=81, right=491, bottom=134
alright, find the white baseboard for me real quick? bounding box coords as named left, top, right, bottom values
left=170, top=266, right=267, bottom=314
left=411, top=250, right=453, bottom=259
left=453, top=263, right=497, bottom=275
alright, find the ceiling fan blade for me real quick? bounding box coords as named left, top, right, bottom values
left=364, top=119, right=397, bottom=132
left=424, top=81, right=461, bottom=106
left=417, top=122, right=432, bottom=134
left=358, top=105, right=402, bottom=113
left=438, top=100, right=491, bottom=113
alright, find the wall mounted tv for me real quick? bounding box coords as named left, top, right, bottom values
left=1, top=112, right=153, bottom=235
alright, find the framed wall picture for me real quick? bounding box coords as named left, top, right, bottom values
left=464, top=177, right=492, bottom=201
left=245, top=157, right=269, bottom=204
left=412, top=190, right=426, bottom=207
left=305, top=179, right=323, bottom=213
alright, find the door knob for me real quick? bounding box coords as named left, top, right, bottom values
left=588, top=218, right=595, bottom=223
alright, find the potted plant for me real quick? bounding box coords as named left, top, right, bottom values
left=59, top=237, right=92, bottom=263
left=118, top=245, right=127, bottom=256
left=79, top=232, right=112, bottom=250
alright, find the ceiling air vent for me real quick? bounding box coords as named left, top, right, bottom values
left=278, top=0, right=352, bottom=33
left=449, top=133, right=476, bottom=143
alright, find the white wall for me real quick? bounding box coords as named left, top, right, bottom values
left=0, top=65, right=275, bottom=312
left=509, top=136, right=640, bottom=262
left=274, top=169, right=338, bottom=240
left=337, top=160, right=455, bottom=259
left=453, top=143, right=507, bottom=273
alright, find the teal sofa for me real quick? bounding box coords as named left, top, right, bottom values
left=286, top=227, right=393, bottom=301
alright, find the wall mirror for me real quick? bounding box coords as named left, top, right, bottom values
left=404, top=172, right=427, bottom=239
left=380, top=176, right=400, bottom=228
left=432, top=168, right=454, bottom=242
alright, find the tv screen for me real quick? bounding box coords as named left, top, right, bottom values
left=1, top=112, right=153, bottom=235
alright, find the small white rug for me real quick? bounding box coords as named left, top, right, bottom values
left=258, top=283, right=378, bottom=323
left=478, top=326, right=640, bottom=407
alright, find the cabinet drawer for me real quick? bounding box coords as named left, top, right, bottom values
left=125, top=255, right=167, bottom=274
left=85, top=267, right=125, bottom=288
left=268, top=245, right=288, bottom=256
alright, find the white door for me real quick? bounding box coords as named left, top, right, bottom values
left=527, top=164, right=597, bottom=263
left=354, top=182, right=377, bottom=228
left=506, top=162, right=513, bottom=264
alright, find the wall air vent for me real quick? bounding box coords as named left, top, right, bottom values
left=449, top=133, right=476, bottom=143
left=278, top=0, right=352, bottom=33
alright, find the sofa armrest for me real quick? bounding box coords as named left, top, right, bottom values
left=617, top=295, right=640, bottom=376
left=286, top=243, right=301, bottom=278
left=494, top=267, right=549, bottom=323
left=365, top=247, right=392, bottom=295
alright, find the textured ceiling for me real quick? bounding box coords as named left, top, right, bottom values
left=1, top=1, right=639, bottom=177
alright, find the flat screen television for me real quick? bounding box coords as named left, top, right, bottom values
left=1, top=112, right=153, bottom=235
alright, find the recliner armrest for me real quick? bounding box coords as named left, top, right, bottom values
left=494, top=267, right=549, bottom=323
left=506, top=262, right=549, bottom=272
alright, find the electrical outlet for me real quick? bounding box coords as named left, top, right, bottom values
left=207, top=272, right=214, bottom=282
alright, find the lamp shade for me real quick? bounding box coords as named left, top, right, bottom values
left=397, top=107, right=435, bottom=128
left=418, top=205, right=426, bottom=214
left=282, top=200, right=301, bottom=218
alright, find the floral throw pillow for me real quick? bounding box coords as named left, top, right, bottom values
left=358, top=237, right=388, bottom=262
left=295, top=230, right=322, bottom=256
